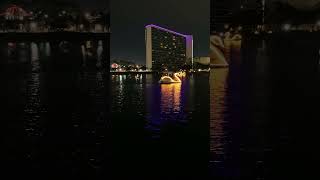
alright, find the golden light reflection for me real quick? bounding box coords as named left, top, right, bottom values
left=160, top=83, right=182, bottom=113
left=210, top=68, right=229, bottom=155
left=223, top=38, right=242, bottom=63
left=231, top=39, right=242, bottom=50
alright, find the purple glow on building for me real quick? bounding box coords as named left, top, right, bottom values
left=146, top=24, right=190, bottom=38
left=185, top=35, right=193, bottom=42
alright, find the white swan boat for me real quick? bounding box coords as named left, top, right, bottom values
left=159, top=72, right=182, bottom=84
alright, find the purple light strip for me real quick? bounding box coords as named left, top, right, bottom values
left=186, top=35, right=193, bottom=42
left=146, top=24, right=190, bottom=38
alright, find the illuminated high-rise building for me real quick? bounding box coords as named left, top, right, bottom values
left=145, top=24, right=193, bottom=71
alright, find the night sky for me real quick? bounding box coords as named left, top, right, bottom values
left=111, top=0, right=210, bottom=64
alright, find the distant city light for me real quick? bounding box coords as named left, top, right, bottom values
left=30, top=22, right=37, bottom=32
left=95, top=24, right=103, bottom=32
left=111, top=63, right=119, bottom=69
left=283, top=24, right=291, bottom=31
left=85, top=12, right=90, bottom=19
left=0, top=5, right=109, bottom=33
left=8, top=42, right=15, bottom=47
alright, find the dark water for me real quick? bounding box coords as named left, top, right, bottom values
left=1, top=34, right=319, bottom=179
left=110, top=33, right=319, bottom=179
left=0, top=40, right=110, bottom=178
left=111, top=73, right=209, bottom=179
left=210, top=33, right=320, bottom=179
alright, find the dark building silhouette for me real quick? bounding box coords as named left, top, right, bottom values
left=210, top=0, right=232, bottom=33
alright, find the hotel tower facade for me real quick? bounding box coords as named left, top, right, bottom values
left=145, top=24, right=193, bottom=71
